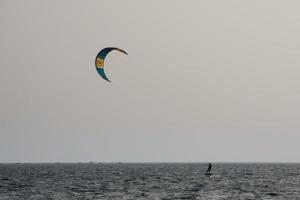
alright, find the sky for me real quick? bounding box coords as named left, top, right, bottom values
left=1, top=0, right=300, bottom=163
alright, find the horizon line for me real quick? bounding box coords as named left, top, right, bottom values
left=1, top=161, right=300, bottom=164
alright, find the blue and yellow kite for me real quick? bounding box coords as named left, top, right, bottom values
left=95, top=47, right=128, bottom=82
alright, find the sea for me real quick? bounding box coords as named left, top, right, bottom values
left=0, top=163, right=299, bottom=200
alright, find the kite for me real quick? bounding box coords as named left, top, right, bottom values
left=95, top=47, right=128, bottom=82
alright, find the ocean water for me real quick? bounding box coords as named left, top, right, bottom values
left=0, top=163, right=299, bottom=200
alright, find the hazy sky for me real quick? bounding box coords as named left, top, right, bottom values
left=1, top=1, right=300, bottom=162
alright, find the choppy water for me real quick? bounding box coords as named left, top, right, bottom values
left=0, top=163, right=299, bottom=200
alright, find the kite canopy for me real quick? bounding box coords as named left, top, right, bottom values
left=95, top=47, right=128, bottom=82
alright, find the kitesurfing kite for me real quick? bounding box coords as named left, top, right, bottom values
left=95, top=47, right=128, bottom=82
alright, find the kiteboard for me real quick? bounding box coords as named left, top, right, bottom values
left=205, top=173, right=212, bottom=176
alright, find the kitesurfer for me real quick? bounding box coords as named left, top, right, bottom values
left=206, top=163, right=212, bottom=174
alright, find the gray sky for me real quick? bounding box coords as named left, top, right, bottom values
left=1, top=0, right=300, bottom=162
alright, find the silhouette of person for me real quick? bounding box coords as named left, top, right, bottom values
left=207, top=163, right=212, bottom=174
